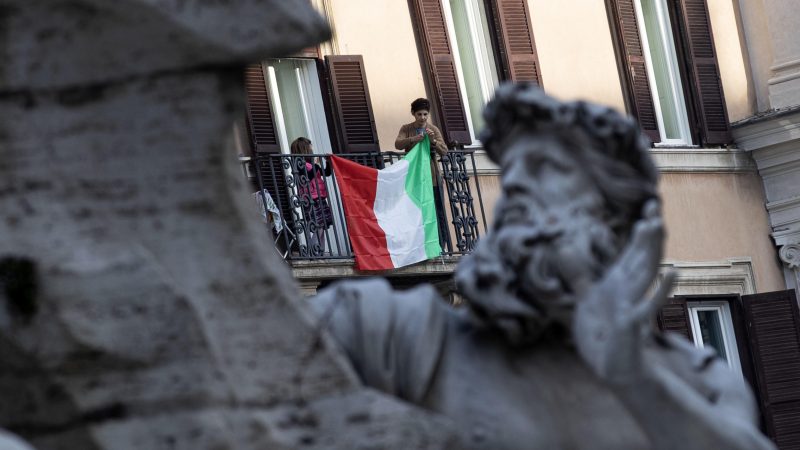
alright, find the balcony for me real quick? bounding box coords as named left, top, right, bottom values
left=247, top=150, right=490, bottom=269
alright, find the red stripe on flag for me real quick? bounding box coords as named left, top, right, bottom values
left=330, top=156, right=393, bottom=270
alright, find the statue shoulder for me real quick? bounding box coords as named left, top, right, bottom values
left=309, top=278, right=449, bottom=403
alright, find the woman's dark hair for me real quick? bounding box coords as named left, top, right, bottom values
left=411, top=98, right=431, bottom=113
left=291, top=137, right=312, bottom=155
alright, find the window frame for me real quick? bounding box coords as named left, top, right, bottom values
left=441, top=0, right=500, bottom=146
left=262, top=58, right=335, bottom=156
left=605, top=0, right=730, bottom=146
left=409, top=0, right=541, bottom=148
left=686, top=299, right=744, bottom=377
left=632, top=0, right=693, bottom=145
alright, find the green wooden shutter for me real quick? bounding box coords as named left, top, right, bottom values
left=490, top=0, right=542, bottom=85
left=675, top=0, right=731, bottom=145
left=606, top=0, right=661, bottom=143
left=412, top=0, right=472, bottom=146
left=741, top=289, right=800, bottom=449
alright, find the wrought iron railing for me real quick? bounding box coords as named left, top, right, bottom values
left=249, top=150, right=488, bottom=262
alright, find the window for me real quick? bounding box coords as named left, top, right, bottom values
left=686, top=300, right=743, bottom=375
left=443, top=0, right=499, bottom=141
left=262, top=58, right=334, bottom=155
left=633, top=0, right=691, bottom=144
left=657, top=290, right=800, bottom=447
left=412, top=0, right=541, bottom=147
left=607, top=0, right=731, bottom=145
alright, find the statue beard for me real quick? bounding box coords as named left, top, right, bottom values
left=457, top=210, right=621, bottom=345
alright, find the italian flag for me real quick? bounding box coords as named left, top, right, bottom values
left=331, top=135, right=441, bottom=271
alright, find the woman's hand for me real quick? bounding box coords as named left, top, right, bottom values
left=410, top=133, right=424, bottom=143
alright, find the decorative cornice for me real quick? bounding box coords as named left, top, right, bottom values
left=658, top=258, right=757, bottom=296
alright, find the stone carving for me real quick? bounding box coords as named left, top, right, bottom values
left=779, top=243, right=800, bottom=269
left=0, top=1, right=457, bottom=449
left=312, top=84, right=776, bottom=449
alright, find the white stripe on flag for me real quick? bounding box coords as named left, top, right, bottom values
left=373, top=160, right=427, bottom=268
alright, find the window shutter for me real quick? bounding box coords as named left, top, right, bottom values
left=607, top=0, right=660, bottom=143
left=244, top=63, right=281, bottom=153
left=490, top=0, right=543, bottom=85
left=325, top=55, right=380, bottom=153
left=412, top=0, right=472, bottom=146
left=741, top=289, right=800, bottom=448
left=657, top=297, right=694, bottom=342
left=675, top=0, right=731, bottom=145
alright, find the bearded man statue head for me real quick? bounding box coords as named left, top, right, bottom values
left=456, top=83, right=659, bottom=345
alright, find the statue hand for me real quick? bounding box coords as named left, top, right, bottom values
left=573, top=200, right=674, bottom=385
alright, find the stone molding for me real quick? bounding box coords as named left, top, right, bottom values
left=659, top=258, right=757, bottom=296
left=732, top=107, right=800, bottom=152
left=470, top=147, right=757, bottom=176
left=291, top=256, right=462, bottom=283
left=650, top=148, right=756, bottom=173
left=768, top=195, right=800, bottom=246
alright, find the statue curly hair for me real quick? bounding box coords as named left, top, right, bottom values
left=456, top=83, right=661, bottom=345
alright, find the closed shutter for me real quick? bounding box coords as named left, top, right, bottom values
left=675, top=0, right=731, bottom=145
left=607, top=0, right=660, bottom=143
left=326, top=55, right=380, bottom=153
left=657, top=297, right=694, bottom=342
left=244, top=63, right=281, bottom=153
left=412, top=0, right=472, bottom=146
left=741, top=289, right=800, bottom=449
left=490, top=0, right=542, bottom=85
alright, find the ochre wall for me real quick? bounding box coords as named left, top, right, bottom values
left=660, top=172, right=785, bottom=292
left=325, top=0, right=426, bottom=151
left=707, top=0, right=753, bottom=122
left=527, top=0, right=626, bottom=112
left=326, top=0, right=758, bottom=137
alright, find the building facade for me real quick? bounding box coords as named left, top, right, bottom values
left=238, top=1, right=800, bottom=447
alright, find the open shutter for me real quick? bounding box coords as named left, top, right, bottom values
left=657, top=297, right=694, bottom=342
left=741, top=289, right=800, bottom=449
left=675, top=0, right=731, bottom=145
left=244, top=64, right=281, bottom=153
left=326, top=55, right=380, bottom=153
left=607, top=0, right=660, bottom=143
left=412, top=0, right=472, bottom=146
left=490, top=0, right=542, bottom=85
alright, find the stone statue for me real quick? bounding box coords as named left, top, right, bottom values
left=0, top=1, right=458, bottom=449
left=311, top=84, right=776, bottom=449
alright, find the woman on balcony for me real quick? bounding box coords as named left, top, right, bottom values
left=394, top=98, right=450, bottom=253
left=291, top=137, right=333, bottom=256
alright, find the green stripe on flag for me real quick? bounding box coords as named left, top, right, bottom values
left=404, top=134, right=442, bottom=258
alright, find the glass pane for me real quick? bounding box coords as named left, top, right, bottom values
left=697, top=310, right=728, bottom=362
left=639, top=0, right=683, bottom=141
left=450, top=0, right=485, bottom=133
left=270, top=60, right=309, bottom=146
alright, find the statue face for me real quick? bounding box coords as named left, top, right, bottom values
left=497, top=132, right=604, bottom=231
left=493, top=131, right=618, bottom=305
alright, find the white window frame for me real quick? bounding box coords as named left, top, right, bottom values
left=633, top=0, right=692, bottom=145
left=263, top=59, right=333, bottom=155
left=441, top=0, right=498, bottom=147
left=687, top=300, right=744, bottom=378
